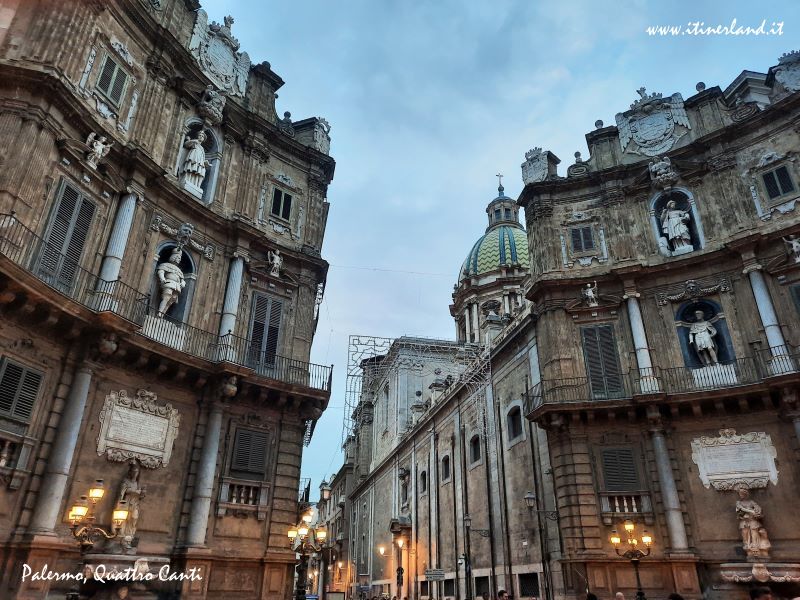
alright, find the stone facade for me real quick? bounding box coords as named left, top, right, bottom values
left=0, top=1, right=334, bottom=598
left=520, top=52, right=800, bottom=600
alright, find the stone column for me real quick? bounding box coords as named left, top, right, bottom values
left=471, top=303, right=479, bottom=343
left=218, top=254, right=245, bottom=338
left=745, top=266, right=787, bottom=353
left=28, top=363, right=94, bottom=533
left=624, top=291, right=659, bottom=393
left=649, top=417, right=689, bottom=552
left=95, top=192, right=137, bottom=310
left=185, top=402, right=224, bottom=546
left=463, top=308, right=471, bottom=343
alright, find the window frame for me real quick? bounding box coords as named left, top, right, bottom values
left=270, top=187, right=293, bottom=221
left=440, top=454, right=451, bottom=483
left=760, top=163, right=797, bottom=204
left=419, top=470, right=427, bottom=495
left=0, top=357, right=44, bottom=424
left=94, top=52, right=130, bottom=108
left=580, top=324, right=625, bottom=400
left=569, top=225, right=596, bottom=255
left=468, top=433, right=482, bottom=466
left=246, top=292, right=284, bottom=369
left=598, top=446, right=642, bottom=493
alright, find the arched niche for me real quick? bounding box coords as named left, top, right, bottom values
left=175, top=119, right=222, bottom=205
left=150, top=242, right=198, bottom=324
left=674, top=299, right=735, bottom=368
left=649, top=187, right=705, bottom=258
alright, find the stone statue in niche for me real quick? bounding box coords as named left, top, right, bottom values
left=689, top=309, right=718, bottom=366
left=155, top=248, right=186, bottom=317
left=660, top=200, right=692, bottom=252
left=180, top=131, right=210, bottom=196
left=581, top=281, right=599, bottom=307
left=783, top=235, right=800, bottom=263
left=119, top=460, right=146, bottom=550
left=85, top=133, right=113, bottom=169
left=735, top=486, right=771, bottom=559
left=267, top=249, right=283, bottom=277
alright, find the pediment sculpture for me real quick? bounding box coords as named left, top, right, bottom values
left=188, top=11, right=250, bottom=98
left=616, top=88, right=691, bottom=157
left=773, top=50, right=800, bottom=93
left=521, top=147, right=548, bottom=184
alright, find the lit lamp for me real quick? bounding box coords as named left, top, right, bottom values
left=396, top=538, right=404, bottom=549
left=288, top=513, right=330, bottom=600
left=298, top=525, right=310, bottom=538
left=288, top=528, right=299, bottom=541
left=69, top=479, right=127, bottom=553
left=88, top=479, right=106, bottom=502
left=315, top=528, right=327, bottom=543
left=378, top=545, right=386, bottom=556
left=320, top=481, right=332, bottom=502
left=69, top=496, right=90, bottom=523
left=610, top=520, right=653, bottom=600
left=111, top=501, right=129, bottom=530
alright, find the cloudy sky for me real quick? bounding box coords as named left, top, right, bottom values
left=202, top=0, right=797, bottom=492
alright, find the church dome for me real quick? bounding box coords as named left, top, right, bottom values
left=458, top=183, right=530, bottom=282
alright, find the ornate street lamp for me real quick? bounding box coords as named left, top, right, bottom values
left=288, top=516, right=328, bottom=600
left=523, top=490, right=558, bottom=521
left=610, top=520, right=653, bottom=600
left=68, top=480, right=129, bottom=553
left=463, top=513, right=490, bottom=537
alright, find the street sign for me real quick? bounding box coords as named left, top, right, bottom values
left=306, top=595, right=319, bottom=600
left=424, top=568, right=445, bottom=581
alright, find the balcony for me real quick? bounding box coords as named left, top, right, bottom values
left=0, top=214, right=332, bottom=392
left=216, top=476, right=270, bottom=520
left=525, top=348, right=800, bottom=418
left=599, top=491, right=653, bottom=525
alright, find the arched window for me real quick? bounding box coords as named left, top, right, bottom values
left=419, top=470, right=427, bottom=494
left=177, top=120, right=222, bottom=205
left=507, top=406, right=523, bottom=441
left=469, top=435, right=481, bottom=464
left=441, top=455, right=451, bottom=482
left=650, top=188, right=705, bottom=258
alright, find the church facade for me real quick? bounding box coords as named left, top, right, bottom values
left=0, top=1, right=334, bottom=598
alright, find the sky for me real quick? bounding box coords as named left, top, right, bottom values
left=201, top=0, right=799, bottom=494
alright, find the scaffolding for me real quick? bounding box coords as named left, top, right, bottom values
left=341, top=334, right=492, bottom=445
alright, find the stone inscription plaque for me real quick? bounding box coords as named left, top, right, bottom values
left=691, top=429, right=778, bottom=490
left=97, top=390, right=180, bottom=469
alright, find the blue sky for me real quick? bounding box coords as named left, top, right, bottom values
left=202, top=0, right=798, bottom=494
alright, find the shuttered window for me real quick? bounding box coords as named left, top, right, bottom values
left=95, top=54, right=129, bottom=107
left=581, top=325, right=624, bottom=399
left=271, top=188, right=292, bottom=220
left=38, top=181, right=96, bottom=293
left=570, top=226, right=595, bottom=253
left=0, top=358, right=43, bottom=423
left=247, top=293, right=283, bottom=366
left=231, top=427, right=269, bottom=479
left=601, top=448, right=640, bottom=491
left=762, top=165, right=796, bottom=201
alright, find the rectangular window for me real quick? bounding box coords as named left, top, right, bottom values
left=247, top=293, right=283, bottom=367
left=271, top=188, right=292, bottom=220
left=762, top=165, right=796, bottom=201
left=38, top=180, right=96, bottom=293
left=570, top=226, right=595, bottom=253
left=420, top=581, right=429, bottom=597
left=791, top=284, right=800, bottom=315
left=444, top=579, right=455, bottom=597
left=601, top=447, right=640, bottom=492
left=518, top=573, right=540, bottom=597
left=581, top=325, right=624, bottom=399
left=0, top=358, right=43, bottom=423
left=504, top=208, right=512, bottom=220
left=474, top=576, right=490, bottom=597
left=231, top=427, right=269, bottom=480
left=95, top=54, right=129, bottom=107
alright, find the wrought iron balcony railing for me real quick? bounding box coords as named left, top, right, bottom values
left=0, top=215, right=332, bottom=392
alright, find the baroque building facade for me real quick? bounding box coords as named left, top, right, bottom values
left=520, top=51, right=800, bottom=600
left=0, top=1, right=334, bottom=598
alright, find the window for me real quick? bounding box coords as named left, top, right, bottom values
left=444, top=579, right=455, bottom=597
left=0, top=358, right=43, bottom=423
left=507, top=406, right=523, bottom=441
left=581, top=325, right=624, bottom=399
left=247, top=293, right=283, bottom=367
left=601, top=448, right=640, bottom=492
left=38, top=181, right=96, bottom=293
left=762, top=165, right=796, bottom=201
left=504, top=208, right=512, bottom=220
left=570, top=226, right=595, bottom=253
left=400, top=479, right=408, bottom=504
left=518, top=573, right=540, bottom=597
left=441, top=455, right=451, bottom=482
left=230, top=428, right=269, bottom=480
left=469, top=435, right=481, bottom=464
left=494, top=208, right=501, bottom=222
left=475, top=576, right=490, bottom=597
left=420, top=581, right=430, bottom=597
left=791, top=285, right=800, bottom=315
left=95, top=54, right=129, bottom=107
left=419, top=470, right=427, bottom=494
left=271, top=188, right=292, bottom=220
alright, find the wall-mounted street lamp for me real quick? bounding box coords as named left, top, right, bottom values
left=68, top=479, right=129, bottom=553
left=610, top=520, right=653, bottom=600
left=378, top=544, right=386, bottom=556
left=523, top=491, right=558, bottom=521
left=463, top=513, right=490, bottom=537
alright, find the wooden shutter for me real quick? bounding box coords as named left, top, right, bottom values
left=0, top=358, right=43, bottom=422
left=601, top=448, right=640, bottom=491
left=281, top=193, right=292, bottom=220
left=581, top=226, right=594, bottom=250
left=39, top=182, right=95, bottom=291
left=271, top=189, right=282, bottom=216
left=247, top=293, right=283, bottom=365
left=776, top=166, right=796, bottom=195
left=581, top=325, right=623, bottom=399
left=763, top=171, right=781, bottom=199
left=96, top=55, right=127, bottom=106
left=571, top=226, right=594, bottom=252
left=231, top=428, right=268, bottom=478
left=570, top=227, right=584, bottom=252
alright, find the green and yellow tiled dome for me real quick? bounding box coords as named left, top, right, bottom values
left=459, top=224, right=530, bottom=281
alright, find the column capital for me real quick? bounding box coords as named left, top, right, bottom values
left=742, top=261, right=763, bottom=275
left=232, top=249, right=250, bottom=263
left=646, top=406, right=666, bottom=433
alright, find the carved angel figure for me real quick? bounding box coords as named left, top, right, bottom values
left=180, top=131, right=210, bottom=193
left=689, top=310, right=718, bottom=366
left=735, top=487, right=771, bottom=558
left=783, top=235, right=800, bottom=264
left=85, top=133, right=113, bottom=169
left=268, top=249, right=283, bottom=277
left=581, top=281, right=599, bottom=307
left=119, top=461, right=146, bottom=549
left=660, top=200, right=692, bottom=251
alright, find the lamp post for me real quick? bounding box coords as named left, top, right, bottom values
left=395, top=537, right=405, bottom=600
left=610, top=520, right=653, bottom=600
left=68, top=479, right=129, bottom=553
left=289, top=510, right=328, bottom=600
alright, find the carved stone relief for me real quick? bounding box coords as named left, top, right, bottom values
left=615, top=88, right=691, bottom=157
left=150, top=213, right=215, bottom=260
left=188, top=11, right=250, bottom=98
left=773, top=50, right=800, bottom=93
left=521, top=147, right=548, bottom=184
left=690, top=428, right=778, bottom=490
left=654, top=277, right=731, bottom=306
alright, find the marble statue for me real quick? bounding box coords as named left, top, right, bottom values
left=660, top=200, right=692, bottom=251
left=180, top=131, right=210, bottom=194
left=689, top=310, right=718, bottom=366
left=735, top=487, right=771, bottom=559
left=581, top=281, right=599, bottom=307
left=312, top=118, right=332, bottom=154
left=85, top=133, right=113, bottom=169
left=118, top=461, right=146, bottom=550
left=783, top=236, right=800, bottom=264
left=155, top=248, right=186, bottom=317
left=268, top=249, right=283, bottom=277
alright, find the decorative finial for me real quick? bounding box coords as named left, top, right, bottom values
left=594, top=119, right=604, bottom=129
left=636, top=86, right=647, bottom=98
left=496, top=172, right=504, bottom=194
left=696, top=82, right=706, bottom=92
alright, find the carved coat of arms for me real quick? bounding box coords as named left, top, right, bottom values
left=521, top=147, right=548, bottom=185
left=615, top=88, right=691, bottom=157
left=773, top=50, right=800, bottom=93
left=188, top=11, right=250, bottom=98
